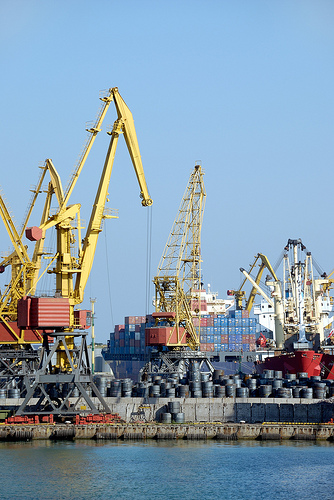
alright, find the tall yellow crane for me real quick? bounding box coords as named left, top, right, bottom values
left=143, top=164, right=213, bottom=378
left=148, top=163, right=205, bottom=350
left=8, top=87, right=152, bottom=415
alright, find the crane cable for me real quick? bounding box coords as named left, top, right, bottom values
left=145, top=206, right=153, bottom=318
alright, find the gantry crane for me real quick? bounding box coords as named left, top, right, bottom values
left=0, top=87, right=152, bottom=415
left=142, top=163, right=214, bottom=377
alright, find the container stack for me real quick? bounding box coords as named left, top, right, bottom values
left=195, top=310, right=257, bottom=353
left=108, top=315, right=154, bottom=356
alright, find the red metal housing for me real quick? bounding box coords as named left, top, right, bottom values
left=145, top=326, right=186, bottom=346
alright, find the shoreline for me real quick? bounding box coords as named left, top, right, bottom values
left=1, top=422, right=334, bottom=442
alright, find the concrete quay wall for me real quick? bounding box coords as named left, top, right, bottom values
left=2, top=397, right=334, bottom=424
left=102, top=397, right=334, bottom=424
left=1, top=422, right=334, bottom=442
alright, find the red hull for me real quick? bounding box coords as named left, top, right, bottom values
left=257, top=350, right=334, bottom=380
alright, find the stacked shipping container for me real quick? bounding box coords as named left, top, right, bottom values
left=107, top=311, right=257, bottom=358
left=195, top=310, right=257, bottom=353
left=108, top=316, right=154, bottom=356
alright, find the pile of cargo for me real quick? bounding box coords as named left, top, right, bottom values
left=107, top=310, right=258, bottom=359
left=74, top=413, right=123, bottom=425
left=196, top=310, right=257, bottom=352
left=4, top=414, right=54, bottom=425
left=108, top=316, right=152, bottom=356
left=94, top=366, right=334, bottom=400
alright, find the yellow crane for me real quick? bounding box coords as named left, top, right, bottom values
left=142, top=164, right=214, bottom=378
left=9, top=87, right=152, bottom=415
left=227, top=253, right=278, bottom=312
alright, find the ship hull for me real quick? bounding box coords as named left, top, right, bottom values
left=256, top=350, right=334, bottom=379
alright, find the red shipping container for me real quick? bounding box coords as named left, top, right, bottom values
left=145, top=326, right=186, bottom=346
left=206, top=317, right=214, bottom=327
left=206, top=343, right=214, bottom=351
left=18, top=297, right=70, bottom=328
left=120, top=339, right=125, bottom=347
left=115, top=324, right=125, bottom=333
left=193, top=317, right=199, bottom=327
left=200, top=318, right=207, bottom=327
left=242, top=310, right=249, bottom=318
left=125, top=316, right=136, bottom=325
left=221, top=334, right=228, bottom=343
left=31, top=297, right=70, bottom=327
left=200, top=343, right=207, bottom=351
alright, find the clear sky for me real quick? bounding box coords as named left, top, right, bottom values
left=1, top=1, right=334, bottom=342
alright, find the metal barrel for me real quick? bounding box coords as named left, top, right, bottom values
left=272, top=379, right=283, bottom=389
left=276, top=387, right=292, bottom=398
left=166, top=388, right=176, bottom=398
left=137, top=383, right=149, bottom=397
left=172, top=412, right=185, bottom=423
left=274, top=371, right=283, bottom=379
left=0, top=389, right=6, bottom=398
left=149, top=385, right=160, bottom=397
left=313, top=387, right=325, bottom=399
left=297, top=372, right=308, bottom=379
left=177, top=385, right=189, bottom=398
left=203, top=389, right=214, bottom=398
left=190, top=381, right=201, bottom=391
left=201, top=372, right=210, bottom=383
left=191, top=389, right=202, bottom=398
left=226, top=384, right=236, bottom=397
left=224, top=378, right=234, bottom=386
left=153, top=375, right=162, bottom=384
left=122, top=379, right=133, bottom=397
left=259, top=385, right=272, bottom=398
left=189, top=371, right=201, bottom=383
left=161, top=412, right=172, bottom=423
left=263, top=369, right=274, bottom=379
left=292, top=386, right=302, bottom=398
left=168, top=401, right=180, bottom=413
left=110, top=379, right=122, bottom=397
left=301, top=387, right=313, bottom=399
left=7, top=388, right=20, bottom=399
left=314, top=381, right=326, bottom=388
left=213, top=369, right=222, bottom=383
left=214, top=385, right=226, bottom=397
left=247, top=378, right=257, bottom=390
left=236, top=387, right=248, bottom=398
left=286, top=373, right=297, bottom=380
left=310, top=375, right=321, bottom=382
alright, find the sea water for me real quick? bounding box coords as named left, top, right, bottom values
left=0, top=440, right=333, bottom=500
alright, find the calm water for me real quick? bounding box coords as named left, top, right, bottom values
left=0, top=440, right=333, bottom=500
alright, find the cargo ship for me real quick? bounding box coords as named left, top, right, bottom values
left=253, top=239, right=334, bottom=379
left=102, top=285, right=258, bottom=380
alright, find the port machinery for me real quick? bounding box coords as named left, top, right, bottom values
left=0, top=87, right=152, bottom=415
left=142, top=163, right=215, bottom=378
left=235, top=238, right=333, bottom=352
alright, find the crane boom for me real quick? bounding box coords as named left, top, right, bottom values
left=74, top=89, right=152, bottom=303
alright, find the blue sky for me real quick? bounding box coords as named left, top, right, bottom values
left=1, top=1, right=334, bottom=342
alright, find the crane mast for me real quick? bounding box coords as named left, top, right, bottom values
left=148, top=163, right=205, bottom=350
